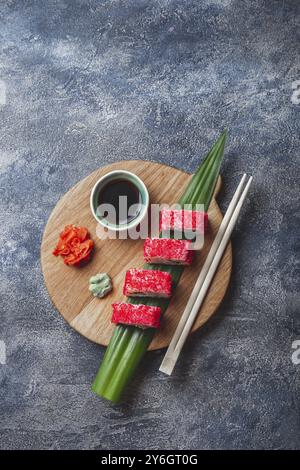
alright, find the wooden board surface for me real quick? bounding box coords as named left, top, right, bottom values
left=41, top=160, right=232, bottom=350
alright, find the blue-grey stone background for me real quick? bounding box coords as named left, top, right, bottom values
left=0, top=0, right=299, bottom=450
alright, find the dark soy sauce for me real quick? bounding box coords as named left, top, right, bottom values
left=98, top=179, right=142, bottom=225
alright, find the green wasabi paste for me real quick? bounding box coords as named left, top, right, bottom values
left=89, top=273, right=112, bottom=298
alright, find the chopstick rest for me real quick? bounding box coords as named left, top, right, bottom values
left=159, top=174, right=253, bottom=375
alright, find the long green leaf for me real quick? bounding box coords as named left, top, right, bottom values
left=92, top=131, right=227, bottom=402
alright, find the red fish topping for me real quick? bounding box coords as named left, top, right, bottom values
left=123, top=268, right=172, bottom=298
left=144, top=238, right=193, bottom=265
left=111, top=302, right=161, bottom=329
left=160, top=209, right=208, bottom=234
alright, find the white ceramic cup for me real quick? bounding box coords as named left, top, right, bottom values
left=90, top=170, right=149, bottom=233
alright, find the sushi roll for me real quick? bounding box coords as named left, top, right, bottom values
left=111, top=302, right=161, bottom=329
left=123, top=268, right=172, bottom=298
left=160, top=209, right=208, bottom=236
left=144, top=238, right=194, bottom=265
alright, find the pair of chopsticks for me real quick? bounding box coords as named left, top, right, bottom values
left=159, top=173, right=253, bottom=376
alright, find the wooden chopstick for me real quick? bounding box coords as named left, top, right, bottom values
left=159, top=174, right=253, bottom=375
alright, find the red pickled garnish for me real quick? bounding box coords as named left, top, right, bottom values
left=52, top=224, right=94, bottom=266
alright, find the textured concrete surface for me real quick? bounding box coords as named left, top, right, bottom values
left=0, top=0, right=299, bottom=450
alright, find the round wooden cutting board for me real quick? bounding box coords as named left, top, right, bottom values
left=41, top=160, right=232, bottom=350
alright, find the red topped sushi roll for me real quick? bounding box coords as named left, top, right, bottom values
left=144, top=238, right=194, bottom=265
left=160, top=209, right=208, bottom=235
left=123, top=268, right=172, bottom=298
left=111, top=302, right=161, bottom=329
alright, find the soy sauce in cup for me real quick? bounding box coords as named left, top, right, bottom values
left=98, top=178, right=142, bottom=225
